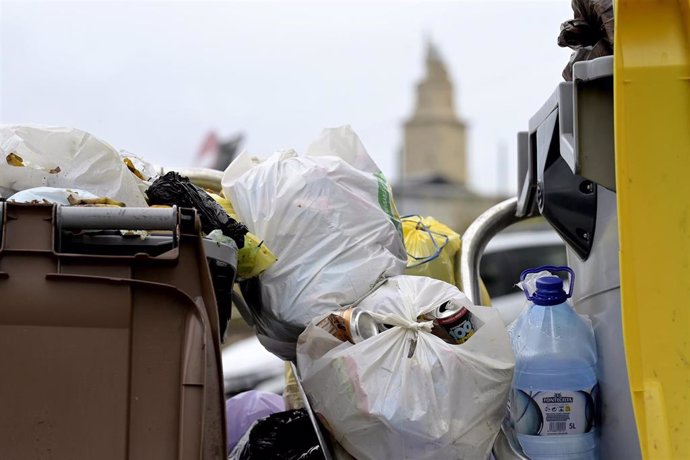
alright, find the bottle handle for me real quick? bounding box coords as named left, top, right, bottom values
left=519, top=265, right=575, bottom=301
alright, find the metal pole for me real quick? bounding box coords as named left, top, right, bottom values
left=459, top=197, right=521, bottom=305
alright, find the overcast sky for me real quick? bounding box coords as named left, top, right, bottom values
left=1, top=0, right=573, bottom=196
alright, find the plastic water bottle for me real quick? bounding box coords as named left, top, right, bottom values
left=508, top=266, right=599, bottom=459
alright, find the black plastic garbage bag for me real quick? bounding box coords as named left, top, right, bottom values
left=232, top=409, right=323, bottom=460
left=558, top=0, right=614, bottom=81
left=146, top=171, right=247, bottom=248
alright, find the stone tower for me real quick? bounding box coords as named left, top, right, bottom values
left=403, top=41, right=467, bottom=185
left=395, top=41, right=500, bottom=232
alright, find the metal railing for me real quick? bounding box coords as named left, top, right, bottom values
left=459, top=197, right=522, bottom=305
left=459, top=196, right=529, bottom=460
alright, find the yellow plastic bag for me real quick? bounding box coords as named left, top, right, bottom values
left=207, top=191, right=239, bottom=220
left=237, top=233, right=278, bottom=279
left=208, top=192, right=278, bottom=279
left=283, top=362, right=305, bottom=410
left=402, top=215, right=490, bottom=304
left=403, top=216, right=460, bottom=283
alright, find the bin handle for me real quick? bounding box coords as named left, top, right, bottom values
left=519, top=265, right=575, bottom=300
left=57, top=206, right=178, bottom=231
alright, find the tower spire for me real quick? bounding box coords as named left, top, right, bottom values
left=426, top=36, right=442, bottom=63
left=403, top=40, right=467, bottom=184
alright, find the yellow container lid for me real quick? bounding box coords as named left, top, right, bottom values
left=614, top=1, right=690, bottom=458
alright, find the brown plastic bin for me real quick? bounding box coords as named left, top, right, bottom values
left=0, top=203, right=229, bottom=460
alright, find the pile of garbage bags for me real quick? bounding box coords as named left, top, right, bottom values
left=0, top=125, right=150, bottom=206
left=1, top=123, right=517, bottom=459
left=220, top=126, right=515, bottom=459
left=222, top=126, right=407, bottom=360
left=230, top=408, right=322, bottom=460
left=0, top=124, right=277, bottom=281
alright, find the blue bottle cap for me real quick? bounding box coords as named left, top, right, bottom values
left=532, top=276, right=567, bottom=306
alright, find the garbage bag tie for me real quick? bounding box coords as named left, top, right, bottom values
left=367, top=312, right=434, bottom=334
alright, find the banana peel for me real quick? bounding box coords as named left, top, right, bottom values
left=6, top=152, right=24, bottom=167
left=6, top=153, right=60, bottom=174
left=123, top=157, right=147, bottom=181
left=67, top=195, right=126, bottom=207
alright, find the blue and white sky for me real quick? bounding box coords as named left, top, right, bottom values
left=1, top=0, right=573, bottom=196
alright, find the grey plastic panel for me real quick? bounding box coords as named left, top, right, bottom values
left=528, top=85, right=559, bottom=132
left=202, top=238, right=237, bottom=268
left=516, top=131, right=537, bottom=218
left=528, top=57, right=614, bottom=191
left=535, top=109, right=559, bottom=187
left=572, top=56, right=615, bottom=190
left=567, top=185, right=641, bottom=460
left=558, top=82, right=576, bottom=171
left=573, top=55, right=614, bottom=81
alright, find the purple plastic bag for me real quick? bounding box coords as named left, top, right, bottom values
left=226, top=390, right=286, bottom=453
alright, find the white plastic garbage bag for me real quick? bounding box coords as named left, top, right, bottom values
left=296, top=275, right=515, bottom=460
left=222, top=126, right=406, bottom=359
left=8, top=186, right=99, bottom=205
left=120, top=150, right=160, bottom=182
left=0, top=125, right=149, bottom=206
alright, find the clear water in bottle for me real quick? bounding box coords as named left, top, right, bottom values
left=509, top=267, right=599, bottom=459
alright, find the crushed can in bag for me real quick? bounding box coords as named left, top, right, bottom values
left=316, top=313, right=351, bottom=343
left=316, top=307, right=380, bottom=344
left=423, top=300, right=475, bottom=344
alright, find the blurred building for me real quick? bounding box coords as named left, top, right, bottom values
left=394, top=42, right=503, bottom=232
left=196, top=131, right=244, bottom=171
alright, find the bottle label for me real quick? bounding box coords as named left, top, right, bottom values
left=511, top=385, right=598, bottom=436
